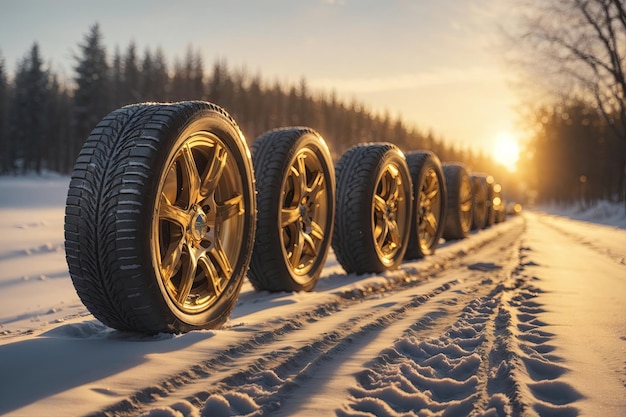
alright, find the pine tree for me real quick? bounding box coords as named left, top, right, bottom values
left=110, top=46, right=124, bottom=108
left=73, top=23, right=111, bottom=162
left=46, top=75, right=72, bottom=173
left=139, top=48, right=154, bottom=101
left=140, top=47, right=170, bottom=101
left=123, top=41, right=140, bottom=103
left=151, top=47, right=169, bottom=100
left=11, top=43, right=49, bottom=173
left=169, top=47, right=204, bottom=102
left=169, top=58, right=186, bottom=102
left=188, top=47, right=205, bottom=100
left=0, top=52, right=9, bottom=173
left=206, top=60, right=236, bottom=111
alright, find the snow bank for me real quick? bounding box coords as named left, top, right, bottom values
left=537, top=200, right=626, bottom=229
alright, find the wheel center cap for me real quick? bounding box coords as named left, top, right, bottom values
left=385, top=204, right=394, bottom=218
left=191, top=210, right=208, bottom=241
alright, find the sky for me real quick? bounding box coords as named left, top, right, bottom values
left=0, top=0, right=520, bottom=156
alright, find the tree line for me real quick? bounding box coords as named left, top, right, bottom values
left=0, top=24, right=511, bottom=191
left=519, top=98, right=625, bottom=206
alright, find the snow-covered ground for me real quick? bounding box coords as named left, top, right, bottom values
left=0, top=176, right=625, bottom=417
left=537, top=200, right=626, bottom=229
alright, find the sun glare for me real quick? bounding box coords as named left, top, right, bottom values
left=493, top=133, right=520, bottom=171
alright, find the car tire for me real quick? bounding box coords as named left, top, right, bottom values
left=404, top=151, right=446, bottom=259
left=471, top=174, right=488, bottom=230
left=442, top=163, right=473, bottom=240
left=332, top=143, right=412, bottom=274
left=249, top=127, right=335, bottom=292
left=64, top=101, right=256, bottom=334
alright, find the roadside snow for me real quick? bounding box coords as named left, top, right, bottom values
left=537, top=200, right=626, bottom=229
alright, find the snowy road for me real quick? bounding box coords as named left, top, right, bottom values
left=0, top=177, right=625, bottom=417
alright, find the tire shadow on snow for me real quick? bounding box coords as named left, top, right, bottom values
left=0, top=320, right=213, bottom=415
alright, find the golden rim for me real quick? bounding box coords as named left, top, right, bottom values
left=280, top=147, right=329, bottom=277
left=417, top=167, right=442, bottom=249
left=153, top=132, right=245, bottom=313
left=372, top=163, right=409, bottom=265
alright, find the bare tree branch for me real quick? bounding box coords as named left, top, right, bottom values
left=514, top=0, right=625, bottom=142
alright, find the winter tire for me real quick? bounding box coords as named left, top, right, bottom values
left=470, top=174, right=488, bottom=230
left=332, top=143, right=412, bottom=274
left=249, top=127, right=335, bottom=292
left=64, top=101, right=256, bottom=334
left=442, top=163, right=473, bottom=240
left=404, top=151, right=446, bottom=259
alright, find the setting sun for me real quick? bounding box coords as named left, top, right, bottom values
left=493, top=133, right=520, bottom=171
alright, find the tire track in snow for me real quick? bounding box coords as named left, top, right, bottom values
left=93, top=278, right=462, bottom=417
left=89, top=219, right=526, bottom=417
left=534, top=212, right=626, bottom=265
left=336, top=232, right=583, bottom=416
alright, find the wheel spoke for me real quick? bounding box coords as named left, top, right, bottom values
left=198, top=255, right=224, bottom=296
left=290, top=226, right=305, bottom=269
left=373, top=194, right=387, bottom=213
left=423, top=212, right=438, bottom=236
left=307, top=171, right=324, bottom=198
left=159, top=193, right=190, bottom=227
left=310, top=220, right=324, bottom=241
left=181, top=145, right=201, bottom=204
left=376, top=218, right=389, bottom=248
left=281, top=206, right=301, bottom=227
left=216, top=194, right=243, bottom=223
left=425, top=177, right=439, bottom=200
left=387, top=176, right=399, bottom=201
left=387, top=221, right=400, bottom=250
left=460, top=198, right=472, bottom=212
left=427, top=190, right=439, bottom=201
left=302, top=231, right=318, bottom=257
left=296, top=153, right=308, bottom=199
left=200, top=143, right=227, bottom=198
left=210, top=240, right=233, bottom=277
left=177, top=244, right=197, bottom=304
left=160, top=236, right=185, bottom=282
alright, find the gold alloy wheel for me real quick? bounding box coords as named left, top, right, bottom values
left=280, top=147, right=330, bottom=277
left=372, top=163, right=409, bottom=265
left=417, top=166, right=442, bottom=250
left=153, top=132, right=245, bottom=313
